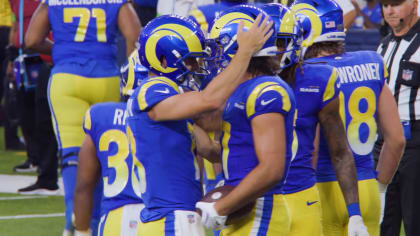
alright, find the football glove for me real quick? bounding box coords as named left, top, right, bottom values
left=348, top=215, right=369, bottom=236
left=195, top=201, right=227, bottom=230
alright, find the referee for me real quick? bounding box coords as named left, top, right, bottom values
left=376, top=0, right=420, bottom=235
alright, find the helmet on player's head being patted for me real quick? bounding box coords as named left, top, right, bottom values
left=120, top=50, right=148, bottom=97
left=209, top=4, right=277, bottom=69
left=138, top=15, right=211, bottom=88
left=262, top=3, right=302, bottom=69
left=291, top=0, right=345, bottom=49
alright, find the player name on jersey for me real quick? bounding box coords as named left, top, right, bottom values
left=48, top=0, right=123, bottom=6
left=336, top=63, right=381, bottom=84
left=113, top=108, right=128, bottom=126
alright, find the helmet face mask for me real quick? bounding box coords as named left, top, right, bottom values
left=177, top=55, right=213, bottom=91
left=275, top=31, right=301, bottom=70
left=262, top=3, right=302, bottom=71
left=172, top=51, right=211, bottom=86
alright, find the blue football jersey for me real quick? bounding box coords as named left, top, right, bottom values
left=281, top=63, right=339, bottom=194
left=83, top=102, right=143, bottom=215
left=126, top=76, right=202, bottom=222
left=43, top=0, right=126, bottom=77
left=221, top=76, right=296, bottom=195
left=308, top=51, right=387, bottom=182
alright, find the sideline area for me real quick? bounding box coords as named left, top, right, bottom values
left=0, top=174, right=64, bottom=195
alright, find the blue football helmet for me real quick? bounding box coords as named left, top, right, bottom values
left=121, top=50, right=148, bottom=96
left=261, top=3, right=302, bottom=69
left=138, top=15, right=210, bottom=85
left=209, top=4, right=277, bottom=68
left=291, top=0, right=345, bottom=47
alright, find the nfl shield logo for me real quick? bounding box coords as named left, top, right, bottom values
left=187, top=214, right=195, bottom=224
left=129, top=220, right=138, bottom=229
left=402, top=69, right=413, bottom=81
left=325, top=21, right=336, bottom=28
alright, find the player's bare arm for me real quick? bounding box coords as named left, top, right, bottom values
left=73, top=135, right=101, bottom=232
left=376, top=85, right=405, bottom=184
left=193, top=124, right=221, bottom=163
left=24, top=3, right=53, bottom=55
left=148, top=14, right=274, bottom=122
left=118, top=2, right=141, bottom=57
left=318, top=97, right=360, bottom=205
left=214, top=113, right=286, bottom=215
left=193, top=107, right=224, bottom=133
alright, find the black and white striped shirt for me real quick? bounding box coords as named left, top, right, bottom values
left=377, top=19, right=420, bottom=121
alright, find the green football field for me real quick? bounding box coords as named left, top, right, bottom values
left=0, top=147, right=66, bottom=236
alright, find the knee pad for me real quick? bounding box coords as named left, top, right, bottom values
left=60, top=147, right=80, bottom=168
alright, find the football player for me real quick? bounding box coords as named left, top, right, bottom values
left=263, top=3, right=370, bottom=235
left=73, top=51, right=146, bottom=236
left=196, top=5, right=296, bottom=235
left=126, top=14, right=273, bottom=235
left=25, top=1, right=141, bottom=235
left=188, top=2, right=245, bottom=211
left=296, top=0, right=405, bottom=235
left=262, top=3, right=341, bottom=235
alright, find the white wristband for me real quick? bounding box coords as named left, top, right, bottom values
left=378, top=182, right=388, bottom=193
left=74, top=229, right=91, bottom=236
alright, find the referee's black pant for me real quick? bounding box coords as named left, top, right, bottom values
left=35, top=63, right=58, bottom=187
left=377, top=121, right=420, bottom=236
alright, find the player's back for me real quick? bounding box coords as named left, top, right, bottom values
left=126, top=76, right=202, bottom=222
left=221, top=75, right=296, bottom=195
left=308, top=51, right=387, bottom=182
left=281, top=63, right=339, bottom=193
left=83, top=102, right=143, bottom=215
left=45, top=0, right=126, bottom=76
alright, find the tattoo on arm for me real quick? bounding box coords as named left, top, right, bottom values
left=319, top=99, right=359, bottom=205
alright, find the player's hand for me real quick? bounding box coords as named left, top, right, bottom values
left=348, top=215, right=369, bottom=236
left=196, top=201, right=227, bottom=230
left=236, top=13, right=274, bottom=56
